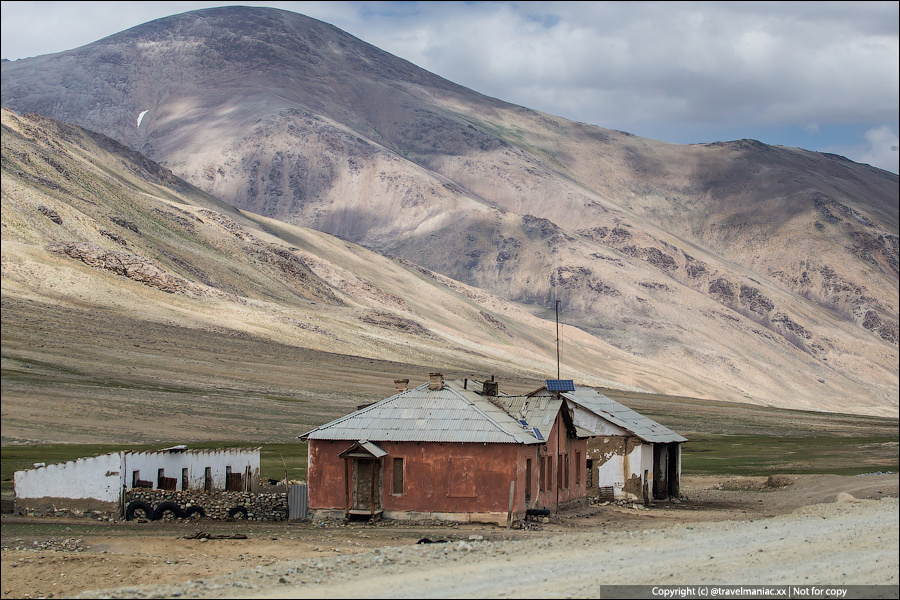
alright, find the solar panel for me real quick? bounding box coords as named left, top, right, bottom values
left=531, top=427, right=544, bottom=441
left=546, top=379, right=575, bottom=392
left=518, top=419, right=529, bottom=427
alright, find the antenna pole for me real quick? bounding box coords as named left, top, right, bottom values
left=556, top=300, right=561, bottom=380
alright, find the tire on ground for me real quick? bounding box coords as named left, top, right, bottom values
left=228, top=505, right=249, bottom=519
left=153, top=501, right=184, bottom=521
left=183, top=505, right=206, bottom=520
left=125, top=500, right=155, bottom=521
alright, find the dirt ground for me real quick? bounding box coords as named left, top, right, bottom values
left=1, top=473, right=897, bottom=599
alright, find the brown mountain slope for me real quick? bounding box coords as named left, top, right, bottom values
left=4, top=107, right=709, bottom=442
left=2, top=6, right=897, bottom=417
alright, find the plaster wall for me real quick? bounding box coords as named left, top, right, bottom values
left=14, top=452, right=122, bottom=504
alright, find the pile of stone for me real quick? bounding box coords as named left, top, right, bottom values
left=125, top=489, right=288, bottom=521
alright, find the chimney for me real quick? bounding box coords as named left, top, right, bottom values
left=394, top=379, right=409, bottom=393
left=482, top=379, right=499, bottom=396
left=428, top=372, right=444, bottom=391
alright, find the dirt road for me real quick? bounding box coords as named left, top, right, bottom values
left=2, top=474, right=897, bottom=599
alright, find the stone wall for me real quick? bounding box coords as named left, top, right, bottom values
left=125, top=488, right=287, bottom=521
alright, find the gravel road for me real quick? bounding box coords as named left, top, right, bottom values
left=78, top=496, right=898, bottom=599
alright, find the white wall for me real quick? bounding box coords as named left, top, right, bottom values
left=595, top=440, right=652, bottom=500
left=123, top=448, right=260, bottom=491
left=566, top=400, right=630, bottom=437
left=14, top=452, right=122, bottom=503
left=14, top=448, right=262, bottom=505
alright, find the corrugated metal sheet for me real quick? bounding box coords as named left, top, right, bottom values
left=288, top=482, right=308, bottom=521
left=301, top=382, right=541, bottom=444
left=563, top=388, right=687, bottom=443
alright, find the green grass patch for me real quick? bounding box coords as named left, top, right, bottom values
left=683, top=434, right=899, bottom=476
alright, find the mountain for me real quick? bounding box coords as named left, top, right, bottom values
left=2, top=107, right=661, bottom=443
left=2, top=6, right=898, bottom=418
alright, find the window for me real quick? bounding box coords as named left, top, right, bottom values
left=525, top=459, right=532, bottom=503
left=565, top=454, right=570, bottom=489
left=132, top=470, right=140, bottom=488
left=204, top=467, right=212, bottom=492
left=575, top=452, right=581, bottom=485
left=158, top=468, right=165, bottom=488
left=182, top=468, right=189, bottom=491
left=393, top=458, right=404, bottom=495
left=557, top=455, right=563, bottom=489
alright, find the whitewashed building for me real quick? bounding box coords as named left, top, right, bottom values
left=13, top=446, right=260, bottom=512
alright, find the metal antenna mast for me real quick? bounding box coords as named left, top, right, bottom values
left=553, top=249, right=561, bottom=380
left=555, top=299, right=561, bottom=380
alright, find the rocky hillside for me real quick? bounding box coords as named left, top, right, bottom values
left=2, top=6, right=897, bottom=417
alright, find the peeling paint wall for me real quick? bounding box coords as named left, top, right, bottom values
left=14, top=453, right=122, bottom=504
left=588, top=436, right=653, bottom=501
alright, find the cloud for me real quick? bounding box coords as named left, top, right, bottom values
left=352, top=2, right=898, bottom=134
left=2, top=1, right=897, bottom=169
left=850, top=125, right=900, bottom=174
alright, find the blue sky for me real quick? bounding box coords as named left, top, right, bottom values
left=2, top=1, right=898, bottom=173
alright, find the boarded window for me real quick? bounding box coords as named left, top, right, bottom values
left=156, top=468, right=177, bottom=491
left=575, top=452, right=581, bottom=485
left=204, top=467, right=212, bottom=492
left=564, top=454, right=570, bottom=489
left=525, top=459, right=532, bottom=503
left=225, top=466, right=244, bottom=492
left=448, top=457, right=476, bottom=498
left=182, top=468, right=189, bottom=491
left=392, top=458, right=404, bottom=495
left=557, top=455, right=564, bottom=489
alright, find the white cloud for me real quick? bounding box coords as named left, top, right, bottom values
left=852, top=125, right=900, bottom=173
left=2, top=1, right=898, bottom=167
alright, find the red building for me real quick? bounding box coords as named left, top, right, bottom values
left=300, top=374, right=592, bottom=525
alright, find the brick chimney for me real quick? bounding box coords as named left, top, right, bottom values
left=394, top=379, right=409, bottom=393
left=428, top=372, right=444, bottom=391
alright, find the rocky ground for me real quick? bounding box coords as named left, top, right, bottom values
left=1, top=474, right=897, bottom=599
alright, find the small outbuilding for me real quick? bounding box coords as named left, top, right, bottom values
left=13, top=446, right=260, bottom=514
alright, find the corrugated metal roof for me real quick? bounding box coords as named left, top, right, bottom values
left=490, top=395, right=562, bottom=434
left=300, top=380, right=685, bottom=445
left=562, top=388, right=687, bottom=443
left=301, top=381, right=543, bottom=444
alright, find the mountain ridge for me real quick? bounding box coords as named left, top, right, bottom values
left=2, top=6, right=897, bottom=418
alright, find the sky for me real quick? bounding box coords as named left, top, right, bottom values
left=2, top=1, right=898, bottom=174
